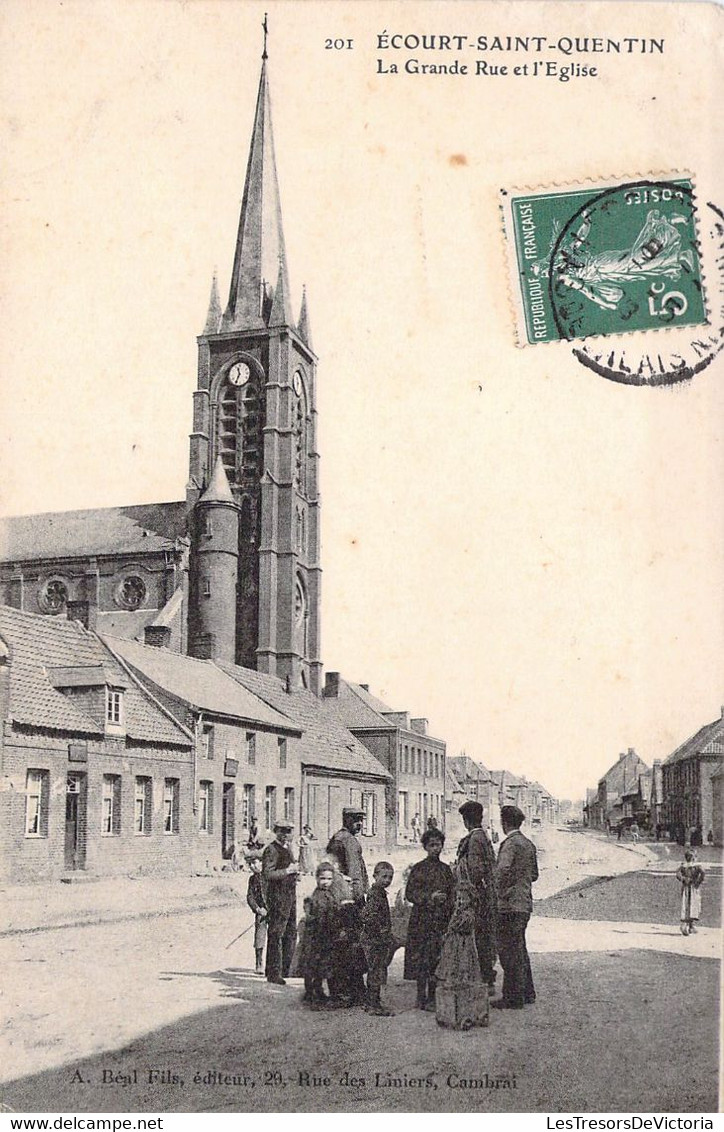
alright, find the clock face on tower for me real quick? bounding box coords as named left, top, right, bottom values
left=228, top=361, right=250, bottom=387
left=292, top=370, right=303, bottom=396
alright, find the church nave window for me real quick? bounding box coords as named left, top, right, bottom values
left=115, top=574, right=147, bottom=611
left=38, top=577, right=68, bottom=615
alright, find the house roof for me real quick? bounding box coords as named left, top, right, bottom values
left=322, top=678, right=397, bottom=730
left=449, top=755, right=493, bottom=784
left=218, top=664, right=391, bottom=781
left=106, top=637, right=299, bottom=733
left=446, top=764, right=465, bottom=793
left=0, top=606, right=191, bottom=746
left=663, top=713, right=724, bottom=765
left=0, top=502, right=188, bottom=563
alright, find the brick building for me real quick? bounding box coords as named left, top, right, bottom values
left=0, top=607, right=193, bottom=883
left=321, top=674, right=445, bottom=844
left=661, top=709, right=724, bottom=845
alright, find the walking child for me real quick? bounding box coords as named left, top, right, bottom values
left=246, top=857, right=267, bottom=975
left=360, top=861, right=396, bottom=1016
left=676, top=849, right=704, bottom=935
left=404, top=829, right=454, bottom=1010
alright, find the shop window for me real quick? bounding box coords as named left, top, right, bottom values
left=25, top=769, right=49, bottom=837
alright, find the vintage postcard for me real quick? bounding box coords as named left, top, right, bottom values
left=0, top=0, right=722, bottom=1120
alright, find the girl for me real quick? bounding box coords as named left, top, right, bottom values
left=676, top=849, right=704, bottom=935
left=404, top=829, right=454, bottom=1010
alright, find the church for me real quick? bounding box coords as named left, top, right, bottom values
left=1, top=43, right=319, bottom=693
left=0, top=34, right=446, bottom=879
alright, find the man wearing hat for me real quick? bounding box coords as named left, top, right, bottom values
left=326, top=807, right=369, bottom=1004
left=492, top=804, right=538, bottom=1010
left=456, top=800, right=498, bottom=989
left=261, top=820, right=299, bottom=985
left=326, top=807, right=370, bottom=903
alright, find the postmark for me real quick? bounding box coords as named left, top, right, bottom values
left=502, top=177, right=707, bottom=347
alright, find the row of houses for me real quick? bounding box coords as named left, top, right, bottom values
left=446, top=754, right=559, bottom=837
left=0, top=604, right=567, bottom=883
left=583, top=710, right=724, bottom=846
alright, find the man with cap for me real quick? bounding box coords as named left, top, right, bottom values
left=492, top=804, right=538, bottom=1010
left=456, top=800, right=498, bottom=990
left=261, top=820, right=299, bottom=985
left=326, top=807, right=369, bottom=1004
left=326, top=807, right=370, bottom=903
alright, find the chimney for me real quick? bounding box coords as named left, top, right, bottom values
left=323, top=671, right=340, bottom=698
left=627, top=747, right=635, bottom=757
left=144, top=625, right=172, bottom=649
left=619, top=751, right=626, bottom=761
left=67, top=600, right=97, bottom=633
left=410, top=717, right=428, bottom=736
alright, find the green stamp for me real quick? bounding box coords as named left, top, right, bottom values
left=503, top=178, right=707, bottom=345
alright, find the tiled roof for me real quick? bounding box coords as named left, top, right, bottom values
left=446, top=765, right=464, bottom=793
left=322, top=679, right=397, bottom=730
left=663, top=714, right=724, bottom=765
left=218, top=665, right=391, bottom=780
left=0, top=502, right=187, bottom=562
left=449, top=755, right=492, bottom=783
left=107, top=638, right=298, bottom=733
left=0, top=606, right=191, bottom=746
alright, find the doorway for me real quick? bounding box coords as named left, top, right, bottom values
left=222, top=782, right=236, bottom=859
left=65, top=772, right=87, bottom=870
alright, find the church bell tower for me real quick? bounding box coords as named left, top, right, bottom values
left=187, top=34, right=321, bottom=694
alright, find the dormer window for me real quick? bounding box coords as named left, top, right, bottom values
left=106, top=688, right=124, bottom=728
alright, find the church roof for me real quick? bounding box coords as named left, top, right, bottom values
left=222, top=57, right=292, bottom=332
left=0, top=606, right=191, bottom=746
left=0, top=502, right=187, bottom=563
left=217, top=664, right=391, bottom=781
left=106, top=637, right=298, bottom=733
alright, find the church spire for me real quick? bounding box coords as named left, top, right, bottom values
left=203, top=269, right=222, bottom=334
left=222, top=33, right=292, bottom=332
left=297, top=286, right=313, bottom=348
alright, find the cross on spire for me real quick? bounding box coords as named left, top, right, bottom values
left=262, top=13, right=268, bottom=60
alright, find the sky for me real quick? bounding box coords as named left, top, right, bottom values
left=1, top=0, right=723, bottom=801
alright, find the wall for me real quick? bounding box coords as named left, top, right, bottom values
left=0, top=724, right=195, bottom=883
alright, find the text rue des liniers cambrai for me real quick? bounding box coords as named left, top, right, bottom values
left=322, top=32, right=666, bottom=82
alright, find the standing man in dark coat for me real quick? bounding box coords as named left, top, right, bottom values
left=456, top=800, right=498, bottom=990
left=326, top=806, right=369, bottom=1004
left=492, top=804, right=539, bottom=1010
left=261, top=820, right=299, bottom=985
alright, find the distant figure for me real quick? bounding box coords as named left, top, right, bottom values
left=247, top=818, right=263, bottom=851
left=298, top=824, right=316, bottom=875
left=707, top=829, right=714, bottom=846
left=412, top=813, right=422, bottom=843
left=630, top=822, right=639, bottom=843
left=676, top=849, right=704, bottom=935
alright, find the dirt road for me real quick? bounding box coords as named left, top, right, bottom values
left=1, top=830, right=719, bottom=1113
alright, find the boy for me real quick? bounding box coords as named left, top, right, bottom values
left=360, top=861, right=395, bottom=1016
left=303, top=861, right=345, bottom=1008
left=246, top=857, right=267, bottom=975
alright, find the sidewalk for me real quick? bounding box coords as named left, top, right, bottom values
left=3, top=828, right=704, bottom=937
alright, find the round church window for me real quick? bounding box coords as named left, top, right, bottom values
left=38, top=578, right=68, bottom=615
left=115, top=575, right=147, bottom=611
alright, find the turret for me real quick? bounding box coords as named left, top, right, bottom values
left=187, top=458, right=239, bottom=663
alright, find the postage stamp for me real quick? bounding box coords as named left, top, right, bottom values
left=501, top=177, right=708, bottom=346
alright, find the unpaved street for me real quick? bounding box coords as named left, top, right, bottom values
left=1, top=829, right=719, bottom=1113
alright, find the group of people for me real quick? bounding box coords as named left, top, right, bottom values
left=245, top=799, right=540, bottom=1018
